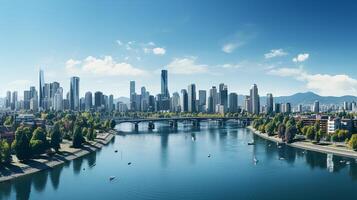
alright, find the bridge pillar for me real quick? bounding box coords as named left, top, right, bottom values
left=148, top=121, right=155, bottom=130
left=134, top=123, right=139, bottom=131
left=193, top=120, right=200, bottom=127
left=169, top=120, right=178, bottom=128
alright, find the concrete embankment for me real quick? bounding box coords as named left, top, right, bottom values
left=247, top=126, right=357, bottom=159
left=0, top=132, right=115, bottom=183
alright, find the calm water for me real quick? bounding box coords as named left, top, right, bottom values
left=2, top=122, right=357, bottom=200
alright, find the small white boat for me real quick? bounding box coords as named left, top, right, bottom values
left=340, top=160, right=346, bottom=163
left=346, top=161, right=351, bottom=165
left=279, top=157, right=285, bottom=160
left=208, top=154, right=211, bottom=158
left=253, top=157, right=259, bottom=163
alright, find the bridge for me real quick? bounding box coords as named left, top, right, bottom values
left=114, top=117, right=254, bottom=130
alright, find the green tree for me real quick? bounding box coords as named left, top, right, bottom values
left=296, top=120, right=304, bottom=134
left=0, top=140, right=11, bottom=163
left=12, top=127, right=32, bottom=161
left=348, top=134, right=357, bottom=150
left=285, top=125, right=297, bottom=143
left=278, top=124, right=286, bottom=138
left=72, top=126, right=84, bottom=148
left=30, top=127, right=48, bottom=155
left=110, top=119, right=116, bottom=129
left=306, top=126, right=315, bottom=141
left=51, top=122, right=62, bottom=152
left=265, top=122, right=275, bottom=136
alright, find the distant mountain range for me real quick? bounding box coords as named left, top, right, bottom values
left=238, top=92, right=357, bottom=106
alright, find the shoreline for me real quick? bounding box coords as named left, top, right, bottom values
left=248, top=126, right=357, bottom=159
left=0, top=131, right=115, bottom=183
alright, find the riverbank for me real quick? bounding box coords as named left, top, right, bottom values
left=248, top=126, right=357, bottom=159
left=0, top=131, right=115, bottom=183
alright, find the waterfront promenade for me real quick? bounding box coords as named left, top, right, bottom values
left=248, top=126, right=357, bottom=159
left=0, top=131, right=115, bottom=183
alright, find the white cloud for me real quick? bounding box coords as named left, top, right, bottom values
left=152, top=47, right=166, bottom=55
left=268, top=67, right=357, bottom=96
left=65, top=56, right=146, bottom=77
left=221, top=63, right=242, bottom=69
left=264, top=49, right=288, bottom=59
left=116, top=40, right=123, bottom=46
left=293, top=53, right=309, bottom=62
left=222, top=43, right=243, bottom=53
left=167, top=57, right=208, bottom=74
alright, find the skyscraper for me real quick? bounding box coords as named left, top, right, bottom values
left=12, top=91, right=18, bottom=110
left=266, top=93, right=274, bottom=114
left=39, top=69, right=45, bottom=109
left=219, top=84, right=228, bottom=111
left=161, top=70, right=169, bottom=99
left=94, top=91, right=103, bottom=109
left=198, top=90, right=207, bottom=112
left=5, top=91, right=11, bottom=109
left=170, top=92, right=181, bottom=112
left=228, top=93, right=238, bottom=113
left=109, top=95, right=114, bottom=112
left=188, top=84, right=196, bottom=113
left=130, top=81, right=136, bottom=111
left=85, top=92, right=93, bottom=111
left=313, top=100, right=320, bottom=113
left=70, top=77, right=80, bottom=111
left=181, top=89, right=188, bottom=112
left=249, top=84, right=260, bottom=114
left=53, top=87, right=63, bottom=111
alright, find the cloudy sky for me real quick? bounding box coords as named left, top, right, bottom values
left=1, top=0, right=357, bottom=98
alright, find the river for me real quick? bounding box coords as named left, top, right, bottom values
left=1, top=122, right=357, bottom=200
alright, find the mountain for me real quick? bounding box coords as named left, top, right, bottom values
left=114, top=97, right=130, bottom=105
left=238, top=92, right=357, bottom=106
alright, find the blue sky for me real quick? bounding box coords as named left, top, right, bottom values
left=1, top=0, right=357, bottom=98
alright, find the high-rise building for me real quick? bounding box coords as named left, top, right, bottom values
left=228, top=93, right=238, bottom=113
left=188, top=84, right=196, bottom=113
left=161, top=70, right=169, bottom=99
left=53, top=87, right=63, bottom=111
left=285, top=103, right=291, bottom=113
left=11, top=91, right=18, bottom=110
left=266, top=93, right=274, bottom=114
left=94, top=91, right=103, bottom=109
left=313, top=100, right=320, bottom=113
left=130, top=81, right=136, bottom=111
left=220, top=85, right=228, bottom=111
left=39, top=69, right=45, bottom=109
left=85, top=92, right=93, bottom=111
left=208, top=86, right=218, bottom=113
left=244, top=96, right=251, bottom=113
left=5, top=91, right=11, bottom=109
left=24, top=90, right=31, bottom=110
left=274, top=103, right=281, bottom=113
left=249, top=84, right=260, bottom=114
left=109, top=95, right=114, bottom=112
left=70, top=77, right=80, bottom=111
left=298, top=104, right=303, bottom=113
left=198, top=90, right=207, bottom=112
left=181, top=89, right=188, bottom=112
left=170, top=92, right=181, bottom=112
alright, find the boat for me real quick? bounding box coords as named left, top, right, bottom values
left=253, top=157, right=259, bottom=164
left=115, top=150, right=118, bottom=153
left=208, top=154, right=211, bottom=158
left=248, top=141, right=255, bottom=145
left=109, top=176, right=116, bottom=181
left=128, top=162, right=132, bottom=165
left=346, top=161, right=351, bottom=165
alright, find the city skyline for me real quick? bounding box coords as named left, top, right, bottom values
left=2, top=0, right=357, bottom=97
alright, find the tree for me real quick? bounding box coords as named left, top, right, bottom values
left=285, top=125, right=297, bottom=143
left=12, top=127, right=32, bottom=161
left=51, top=122, right=62, bottom=152
left=30, top=127, right=49, bottom=155
left=296, top=120, right=304, bottom=134
left=315, top=130, right=322, bottom=143
left=0, top=139, right=11, bottom=164
left=265, top=122, right=275, bottom=136
left=306, top=126, right=315, bottom=141
left=72, top=126, right=84, bottom=148
left=278, top=124, right=286, bottom=139
left=348, top=134, right=357, bottom=150
left=110, top=119, right=116, bottom=129
left=331, top=133, right=339, bottom=143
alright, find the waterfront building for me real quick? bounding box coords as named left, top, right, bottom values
left=130, top=81, right=136, bottom=111
left=244, top=96, right=251, bottom=113
left=274, top=103, right=281, bottom=113
left=161, top=70, right=169, bottom=99
left=266, top=93, right=274, bottom=114
left=94, top=91, right=103, bottom=110
left=249, top=84, right=260, bottom=114
left=228, top=93, right=238, bottom=113
left=198, top=90, right=206, bottom=112
left=70, top=77, right=80, bottom=111
left=180, top=89, right=188, bottom=112
left=219, top=84, right=228, bottom=112
left=109, top=95, right=114, bottom=112
left=170, top=92, right=181, bottom=112
left=188, top=84, right=196, bottom=113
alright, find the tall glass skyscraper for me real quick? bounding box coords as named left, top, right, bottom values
left=39, top=69, right=45, bottom=109
left=188, top=84, right=196, bottom=113
left=70, top=77, right=80, bottom=110
left=161, top=70, right=169, bottom=99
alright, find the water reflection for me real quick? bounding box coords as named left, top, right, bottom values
left=32, top=170, right=48, bottom=193
left=73, top=157, right=84, bottom=175
left=50, top=165, right=64, bottom=190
